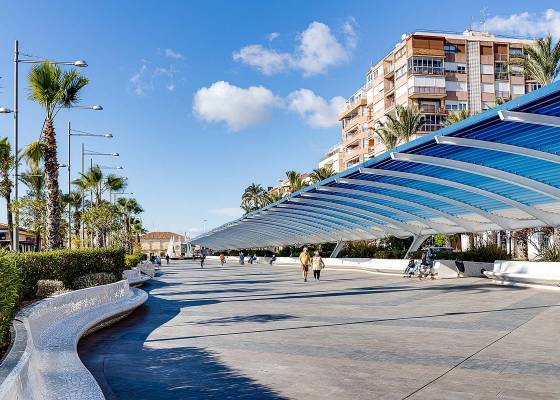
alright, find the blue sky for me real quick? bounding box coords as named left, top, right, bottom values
left=0, top=1, right=559, bottom=238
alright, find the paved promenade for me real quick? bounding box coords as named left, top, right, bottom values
left=79, top=260, right=560, bottom=399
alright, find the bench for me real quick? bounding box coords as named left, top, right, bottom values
left=123, top=268, right=151, bottom=286
left=484, top=260, right=560, bottom=289
left=0, top=280, right=147, bottom=400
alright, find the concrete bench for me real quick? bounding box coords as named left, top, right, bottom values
left=0, top=280, right=147, bottom=400
left=123, top=268, right=151, bottom=286
left=137, top=262, right=156, bottom=278
left=484, top=260, right=560, bottom=289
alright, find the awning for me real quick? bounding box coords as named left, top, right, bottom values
left=194, top=81, right=560, bottom=249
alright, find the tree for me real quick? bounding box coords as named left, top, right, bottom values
left=73, top=165, right=127, bottom=206
left=116, top=197, right=144, bottom=253
left=11, top=196, right=46, bottom=251
left=82, top=201, right=121, bottom=247
left=19, top=166, right=45, bottom=250
left=28, top=62, right=89, bottom=249
left=61, top=190, right=84, bottom=243
left=265, top=191, right=284, bottom=205
left=0, top=138, right=14, bottom=244
left=374, top=105, right=424, bottom=150
left=285, top=170, right=306, bottom=193
left=443, top=109, right=470, bottom=127
left=374, top=125, right=400, bottom=150
left=509, top=35, right=560, bottom=85
left=310, top=165, right=335, bottom=183
left=241, top=183, right=267, bottom=213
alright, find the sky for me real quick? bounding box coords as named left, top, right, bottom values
left=0, top=1, right=559, bottom=238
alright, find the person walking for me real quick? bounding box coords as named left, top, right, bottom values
left=269, top=254, right=276, bottom=266
left=312, top=250, right=325, bottom=281
left=239, top=251, right=245, bottom=265
left=165, top=254, right=170, bottom=265
left=299, top=247, right=311, bottom=282
left=200, top=249, right=207, bottom=268
left=219, top=253, right=226, bottom=266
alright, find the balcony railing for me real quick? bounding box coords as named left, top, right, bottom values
left=418, top=104, right=446, bottom=114
left=494, top=53, right=508, bottom=62
left=384, top=64, right=394, bottom=75
left=409, top=67, right=445, bottom=76
left=418, top=123, right=444, bottom=133
left=495, top=91, right=511, bottom=99
left=409, top=86, right=446, bottom=96
left=494, top=71, right=509, bottom=80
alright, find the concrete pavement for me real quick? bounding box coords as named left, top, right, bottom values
left=79, top=260, right=560, bottom=399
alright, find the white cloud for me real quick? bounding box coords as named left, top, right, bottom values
left=129, top=64, right=151, bottom=96
left=233, top=20, right=357, bottom=76
left=129, top=63, right=179, bottom=96
left=209, top=207, right=244, bottom=218
left=164, top=48, right=184, bottom=59
left=193, top=81, right=282, bottom=131
left=267, top=32, right=280, bottom=42
left=287, top=89, right=345, bottom=128
left=475, top=9, right=560, bottom=39
left=232, top=45, right=290, bottom=75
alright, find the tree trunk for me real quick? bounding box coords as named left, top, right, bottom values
left=4, top=189, right=13, bottom=246
left=34, top=232, right=41, bottom=252
left=43, top=119, right=62, bottom=250
left=94, top=230, right=104, bottom=247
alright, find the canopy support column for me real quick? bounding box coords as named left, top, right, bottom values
left=404, top=234, right=430, bottom=259
left=330, top=240, right=344, bottom=258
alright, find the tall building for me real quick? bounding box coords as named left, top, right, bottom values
left=338, top=30, right=541, bottom=170
left=318, top=143, right=342, bottom=173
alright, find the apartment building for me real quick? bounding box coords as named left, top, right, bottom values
left=338, top=30, right=540, bottom=170
left=318, top=143, right=342, bottom=173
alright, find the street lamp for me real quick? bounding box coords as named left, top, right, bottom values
left=12, top=39, right=88, bottom=252
left=67, top=123, right=110, bottom=248
left=80, top=147, right=119, bottom=247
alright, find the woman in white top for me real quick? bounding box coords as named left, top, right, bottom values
left=312, top=250, right=325, bottom=281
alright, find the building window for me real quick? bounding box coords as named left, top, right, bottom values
left=457, top=65, right=466, bottom=74
left=395, top=65, right=407, bottom=79
left=446, top=101, right=468, bottom=111
left=420, top=114, right=445, bottom=132
left=373, top=68, right=380, bottom=78
left=444, top=44, right=457, bottom=54
left=509, top=47, right=524, bottom=57
left=395, top=47, right=406, bottom=60
left=408, top=57, right=444, bottom=75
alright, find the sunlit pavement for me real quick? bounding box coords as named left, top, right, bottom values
left=79, top=260, right=560, bottom=399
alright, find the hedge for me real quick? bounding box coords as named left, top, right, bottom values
left=15, top=248, right=125, bottom=299
left=125, top=253, right=143, bottom=270
left=0, top=251, right=22, bottom=351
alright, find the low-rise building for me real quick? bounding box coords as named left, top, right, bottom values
left=0, top=224, right=37, bottom=252
left=140, top=231, right=185, bottom=257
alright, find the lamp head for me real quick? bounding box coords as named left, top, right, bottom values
left=74, top=60, right=88, bottom=67
left=0, top=107, right=13, bottom=114
left=112, top=153, right=119, bottom=157
left=92, top=105, right=103, bottom=110
left=104, top=133, right=113, bottom=138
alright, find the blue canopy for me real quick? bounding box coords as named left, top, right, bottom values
left=194, top=81, right=560, bottom=250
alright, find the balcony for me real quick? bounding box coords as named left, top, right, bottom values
left=384, top=64, right=394, bottom=77
left=408, top=66, right=445, bottom=76
left=417, top=123, right=444, bottom=133
left=338, top=94, right=367, bottom=120
left=495, top=91, right=511, bottom=100
left=342, top=114, right=368, bottom=132
left=345, top=156, right=361, bottom=168
left=418, top=104, right=446, bottom=114
left=408, top=86, right=446, bottom=98
left=494, top=71, right=509, bottom=81
left=494, top=53, right=508, bottom=62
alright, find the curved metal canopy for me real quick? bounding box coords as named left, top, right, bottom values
left=194, top=81, right=560, bottom=250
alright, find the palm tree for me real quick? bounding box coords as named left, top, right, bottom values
left=28, top=62, right=89, bottom=249
left=265, top=191, right=284, bottom=205
left=19, top=166, right=45, bottom=251
left=61, top=191, right=83, bottom=241
left=116, top=197, right=144, bottom=253
left=241, top=183, right=267, bottom=213
left=374, top=105, right=424, bottom=150
left=73, top=165, right=127, bottom=205
left=509, top=35, right=560, bottom=85
left=285, top=170, right=306, bottom=193
left=0, top=138, right=14, bottom=243
left=309, top=165, right=335, bottom=183
left=442, top=109, right=470, bottom=127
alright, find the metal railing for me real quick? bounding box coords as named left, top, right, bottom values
left=494, top=53, right=508, bottom=62
left=409, top=86, right=446, bottom=96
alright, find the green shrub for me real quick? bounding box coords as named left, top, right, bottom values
left=15, top=248, right=125, bottom=299
left=73, top=272, right=116, bottom=290
left=0, top=251, right=21, bottom=351
left=36, top=279, right=65, bottom=298
left=125, top=253, right=142, bottom=270
left=434, top=244, right=510, bottom=263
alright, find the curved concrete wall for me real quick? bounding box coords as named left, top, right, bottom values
left=0, top=280, right=147, bottom=400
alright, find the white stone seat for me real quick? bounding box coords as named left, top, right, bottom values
left=0, top=280, right=147, bottom=400
left=123, top=268, right=151, bottom=286
left=484, top=260, right=560, bottom=289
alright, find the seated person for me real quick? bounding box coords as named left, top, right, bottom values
left=404, top=257, right=416, bottom=277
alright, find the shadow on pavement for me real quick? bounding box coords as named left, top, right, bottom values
left=79, top=279, right=287, bottom=400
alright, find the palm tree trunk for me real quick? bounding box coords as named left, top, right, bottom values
left=4, top=189, right=13, bottom=245
left=43, top=119, right=63, bottom=249
left=34, top=232, right=41, bottom=252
